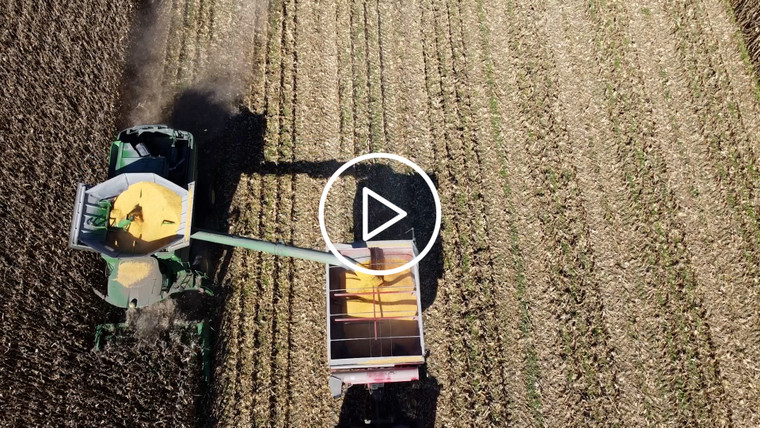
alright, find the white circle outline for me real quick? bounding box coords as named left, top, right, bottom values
left=318, top=153, right=442, bottom=276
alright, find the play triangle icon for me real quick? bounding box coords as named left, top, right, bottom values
left=362, top=187, right=407, bottom=241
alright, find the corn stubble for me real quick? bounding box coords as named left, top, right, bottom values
left=3, top=0, right=760, bottom=426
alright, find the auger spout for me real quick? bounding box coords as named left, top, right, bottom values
left=191, top=230, right=352, bottom=267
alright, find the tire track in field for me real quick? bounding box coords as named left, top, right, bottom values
left=241, top=176, right=278, bottom=426
left=222, top=3, right=280, bottom=423
left=243, top=178, right=277, bottom=425
left=379, top=4, right=446, bottom=421
left=161, top=0, right=189, bottom=99
left=196, top=0, right=270, bottom=422
left=324, top=0, right=361, bottom=248
left=383, top=4, right=449, bottom=424
left=587, top=0, right=729, bottom=424
left=213, top=259, right=241, bottom=422
left=210, top=146, right=269, bottom=424
left=220, top=0, right=282, bottom=421
left=277, top=0, right=306, bottom=424
left=160, top=0, right=181, bottom=99
left=262, top=0, right=284, bottom=161
left=371, top=1, right=405, bottom=158
left=120, top=0, right=173, bottom=125
left=627, top=1, right=757, bottom=424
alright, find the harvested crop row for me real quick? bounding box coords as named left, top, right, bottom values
left=404, top=0, right=498, bottom=424
left=625, top=1, right=759, bottom=425
left=487, top=1, right=620, bottom=425
left=585, top=0, right=730, bottom=424
left=472, top=1, right=548, bottom=424
left=288, top=1, right=348, bottom=423
left=665, top=0, right=760, bottom=250
left=425, top=0, right=536, bottom=424
left=544, top=0, right=647, bottom=423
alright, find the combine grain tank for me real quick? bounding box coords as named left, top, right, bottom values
left=326, top=241, right=426, bottom=397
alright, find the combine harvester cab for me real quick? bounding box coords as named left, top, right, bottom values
left=326, top=241, right=426, bottom=398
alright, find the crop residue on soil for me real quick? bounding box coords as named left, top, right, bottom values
left=3, top=0, right=760, bottom=426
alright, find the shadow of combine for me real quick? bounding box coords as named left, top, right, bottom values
left=166, top=86, right=442, bottom=427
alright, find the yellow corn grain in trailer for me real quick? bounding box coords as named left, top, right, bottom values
left=343, top=260, right=418, bottom=319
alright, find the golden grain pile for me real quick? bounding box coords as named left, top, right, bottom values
left=108, top=181, right=182, bottom=253
left=343, top=260, right=417, bottom=319
left=116, top=258, right=160, bottom=287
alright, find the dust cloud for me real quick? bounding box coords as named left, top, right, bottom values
left=118, top=0, right=267, bottom=129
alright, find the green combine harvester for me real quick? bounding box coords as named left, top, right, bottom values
left=69, top=125, right=345, bottom=309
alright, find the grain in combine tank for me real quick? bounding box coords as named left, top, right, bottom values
left=115, top=258, right=161, bottom=287
left=107, top=181, right=183, bottom=254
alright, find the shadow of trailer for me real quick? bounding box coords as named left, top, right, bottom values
left=326, top=241, right=426, bottom=399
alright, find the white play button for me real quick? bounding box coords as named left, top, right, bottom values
left=319, top=153, right=441, bottom=275
left=362, top=187, right=407, bottom=241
